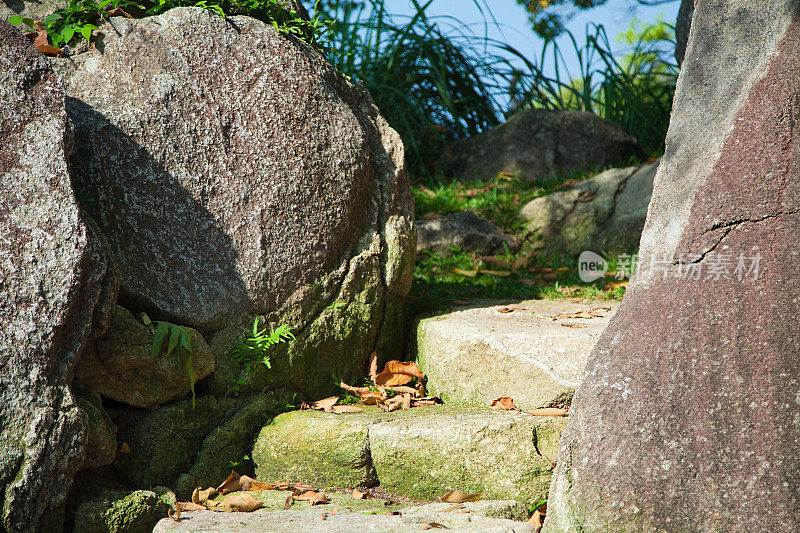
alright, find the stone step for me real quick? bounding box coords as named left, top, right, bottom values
left=416, top=299, right=620, bottom=410
left=251, top=406, right=565, bottom=507
left=154, top=496, right=534, bottom=532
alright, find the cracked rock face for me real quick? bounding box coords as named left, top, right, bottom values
left=520, top=160, right=658, bottom=256
left=0, top=22, right=106, bottom=532
left=56, top=8, right=415, bottom=397
left=436, top=109, right=644, bottom=183
left=545, top=2, right=800, bottom=531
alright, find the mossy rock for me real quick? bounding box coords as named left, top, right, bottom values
left=73, top=487, right=175, bottom=533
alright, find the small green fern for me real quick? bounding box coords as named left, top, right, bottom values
left=233, top=318, right=295, bottom=371
left=141, top=313, right=197, bottom=408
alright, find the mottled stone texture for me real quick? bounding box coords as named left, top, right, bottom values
left=0, top=0, right=62, bottom=23
left=0, top=22, right=105, bottom=532
left=545, top=2, right=800, bottom=532
left=437, top=109, right=643, bottom=182
left=57, top=7, right=415, bottom=396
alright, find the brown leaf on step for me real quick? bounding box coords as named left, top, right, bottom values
left=383, top=395, right=404, bottom=412
left=453, top=268, right=478, bottom=277
left=118, top=442, right=131, bottom=454
left=216, top=471, right=257, bottom=494
left=177, top=501, right=206, bottom=512
left=331, top=405, right=363, bottom=414
left=479, top=269, right=511, bottom=277
left=412, top=396, right=443, bottom=407
left=375, top=360, right=424, bottom=387
left=224, top=493, right=264, bottom=512
left=387, top=385, right=418, bottom=397
left=490, top=397, right=517, bottom=410
left=284, top=493, right=294, bottom=509
left=32, top=30, right=62, bottom=56
left=205, top=500, right=233, bottom=512
left=561, top=323, right=586, bottom=328
left=440, top=491, right=482, bottom=503
left=340, top=381, right=371, bottom=396
left=367, top=351, right=378, bottom=383
left=168, top=507, right=181, bottom=521
left=554, top=307, right=611, bottom=320
left=525, top=408, right=569, bottom=417
left=352, top=489, right=375, bottom=500
left=311, top=396, right=339, bottom=412
left=529, top=509, right=545, bottom=532
left=360, top=391, right=385, bottom=405
left=105, top=6, right=133, bottom=17
left=423, top=522, right=449, bottom=530
left=192, top=486, right=219, bottom=504
left=401, top=393, right=412, bottom=410
left=420, top=211, right=442, bottom=220
left=247, top=481, right=274, bottom=491
left=293, top=490, right=330, bottom=506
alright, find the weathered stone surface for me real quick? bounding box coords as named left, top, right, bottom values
left=437, top=109, right=643, bottom=182
left=173, top=391, right=293, bottom=499
left=253, top=409, right=378, bottom=489
left=520, top=161, right=658, bottom=256
left=417, top=211, right=515, bottom=257
left=674, top=0, right=694, bottom=66
left=545, top=2, right=800, bottom=531
left=154, top=506, right=534, bottom=533
left=76, top=305, right=215, bottom=408
left=73, top=487, right=175, bottom=533
left=111, top=397, right=224, bottom=488
left=73, top=383, right=117, bottom=469
left=0, top=21, right=108, bottom=532
left=417, top=300, right=618, bottom=409
left=253, top=407, right=565, bottom=506
left=1, top=0, right=62, bottom=23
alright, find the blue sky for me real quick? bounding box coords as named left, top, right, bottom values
left=381, top=0, right=679, bottom=78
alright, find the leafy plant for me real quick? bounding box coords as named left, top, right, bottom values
left=140, top=313, right=197, bottom=408
left=10, top=0, right=326, bottom=49
left=233, top=318, right=296, bottom=371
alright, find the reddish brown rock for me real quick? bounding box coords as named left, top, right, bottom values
left=545, top=2, right=800, bottom=531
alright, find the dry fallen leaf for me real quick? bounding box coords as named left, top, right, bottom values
left=205, top=500, right=233, bottom=512
left=412, top=396, right=443, bottom=407
left=420, top=211, right=442, bottom=220
left=331, top=405, right=363, bottom=414
left=192, top=487, right=219, bottom=505
left=561, top=323, right=587, bottom=328
left=168, top=507, right=181, bottom=522
left=360, top=391, right=385, bottom=405
left=340, top=381, right=371, bottom=396
left=375, top=360, right=424, bottom=387
left=607, top=280, right=628, bottom=290
left=292, top=490, right=330, bottom=506
left=32, top=30, right=62, bottom=56
left=367, top=351, right=379, bottom=383
left=440, top=491, right=482, bottom=503
left=423, top=522, right=449, bottom=529
left=490, top=397, right=517, bottom=410
left=401, top=393, right=412, bottom=410
left=118, top=442, right=131, bottom=455
left=352, top=489, right=375, bottom=500
left=247, top=481, right=275, bottom=491
left=525, top=408, right=569, bottom=417
left=383, top=395, right=404, bottom=412
left=554, top=307, right=610, bottom=320
left=224, top=493, right=264, bottom=512
left=311, top=396, right=340, bottom=412
left=177, top=501, right=206, bottom=512
left=529, top=509, right=545, bottom=532
left=216, top=471, right=261, bottom=494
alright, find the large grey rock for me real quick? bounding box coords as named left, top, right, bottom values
left=76, top=305, right=215, bottom=408
left=1, top=0, right=62, bottom=23
left=416, top=211, right=515, bottom=257
left=675, top=0, right=694, bottom=66
left=417, top=300, right=619, bottom=409
left=73, top=487, right=176, bottom=533
left=437, top=109, right=644, bottom=182
left=253, top=407, right=564, bottom=506
left=0, top=21, right=107, bottom=532
left=56, top=7, right=415, bottom=398
left=545, top=2, right=800, bottom=531
left=520, top=161, right=658, bottom=256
